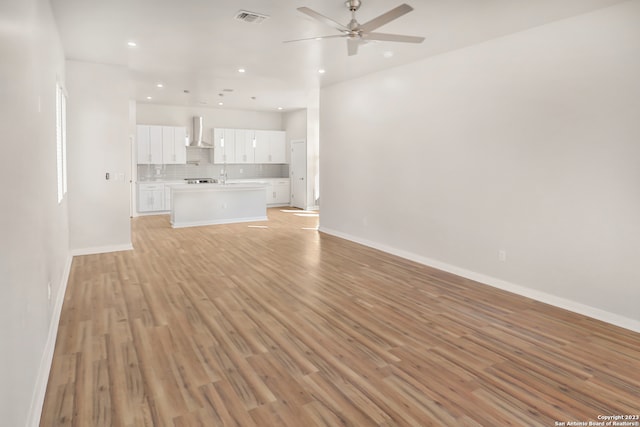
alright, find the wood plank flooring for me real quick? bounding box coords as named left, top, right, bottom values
left=41, top=208, right=640, bottom=426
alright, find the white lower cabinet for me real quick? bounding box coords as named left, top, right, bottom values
left=138, top=183, right=173, bottom=212
left=266, top=179, right=290, bottom=206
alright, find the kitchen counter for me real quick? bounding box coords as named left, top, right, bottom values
left=168, top=183, right=267, bottom=228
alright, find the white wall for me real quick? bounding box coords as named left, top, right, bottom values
left=283, top=109, right=307, bottom=141
left=66, top=60, right=132, bottom=253
left=136, top=103, right=283, bottom=137
left=320, top=1, right=640, bottom=327
left=0, top=0, right=70, bottom=425
left=283, top=108, right=307, bottom=165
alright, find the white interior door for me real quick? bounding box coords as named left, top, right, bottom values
left=291, top=140, right=307, bottom=210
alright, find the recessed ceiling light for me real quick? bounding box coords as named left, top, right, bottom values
left=318, top=68, right=326, bottom=74
left=383, top=51, right=394, bottom=58
left=127, top=41, right=137, bottom=47
left=218, top=102, right=224, bottom=106
left=156, top=83, right=164, bottom=88
left=238, top=68, right=246, bottom=73
left=277, top=107, right=283, bottom=110
left=146, top=96, right=152, bottom=100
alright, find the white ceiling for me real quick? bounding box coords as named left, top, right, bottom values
left=51, top=0, right=627, bottom=112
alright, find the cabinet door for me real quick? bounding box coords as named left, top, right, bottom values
left=138, top=184, right=165, bottom=212
left=223, top=128, right=236, bottom=163
left=150, top=189, right=164, bottom=211
left=266, top=183, right=277, bottom=204
left=138, top=189, right=164, bottom=212
left=138, top=190, right=152, bottom=212
left=245, top=129, right=256, bottom=163
left=273, top=182, right=290, bottom=204
left=254, top=130, right=270, bottom=163
left=148, top=126, right=163, bottom=164
left=234, top=129, right=255, bottom=164
left=269, top=131, right=287, bottom=164
left=162, top=127, right=187, bottom=164
left=213, top=128, right=236, bottom=163
left=213, top=128, right=225, bottom=164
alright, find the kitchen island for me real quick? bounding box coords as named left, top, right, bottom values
left=169, top=183, right=267, bottom=228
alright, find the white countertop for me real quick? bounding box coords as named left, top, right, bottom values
left=138, top=178, right=288, bottom=185
left=168, top=182, right=267, bottom=192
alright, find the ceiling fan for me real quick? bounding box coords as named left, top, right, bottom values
left=284, top=0, right=425, bottom=56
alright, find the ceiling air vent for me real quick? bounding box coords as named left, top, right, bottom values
left=234, top=10, right=269, bottom=24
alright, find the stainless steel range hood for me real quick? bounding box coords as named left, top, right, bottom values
left=189, top=116, right=212, bottom=148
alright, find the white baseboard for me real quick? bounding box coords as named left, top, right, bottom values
left=27, top=254, right=73, bottom=427
left=70, top=243, right=134, bottom=256
left=135, top=211, right=169, bottom=217
left=319, top=227, right=640, bottom=333
left=171, top=216, right=268, bottom=229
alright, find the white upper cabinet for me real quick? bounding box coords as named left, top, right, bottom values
left=213, top=128, right=286, bottom=164
left=254, top=130, right=271, bottom=164
left=255, top=130, right=286, bottom=164
left=268, top=131, right=286, bottom=164
left=162, top=126, right=187, bottom=164
left=213, top=128, right=237, bottom=164
left=137, top=125, right=163, bottom=164
left=137, top=125, right=185, bottom=164
left=234, top=129, right=255, bottom=164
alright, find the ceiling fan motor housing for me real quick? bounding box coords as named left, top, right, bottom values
left=346, top=0, right=362, bottom=12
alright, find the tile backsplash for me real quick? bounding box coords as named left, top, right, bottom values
left=137, top=148, right=288, bottom=181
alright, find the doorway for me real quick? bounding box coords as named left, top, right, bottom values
left=290, top=140, right=307, bottom=210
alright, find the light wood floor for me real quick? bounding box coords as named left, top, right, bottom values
left=41, top=208, right=640, bottom=426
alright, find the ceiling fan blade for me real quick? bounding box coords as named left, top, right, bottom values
left=363, top=32, right=425, bottom=43
left=347, top=38, right=360, bottom=56
left=359, top=4, right=414, bottom=33
left=297, top=7, right=349, bottom=32
left=283, top=34, right=346, bottom=43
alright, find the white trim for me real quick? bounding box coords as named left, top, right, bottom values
left=306, top=205, right=320, bottom=211
left=70, top=243, right=134, bottom=256
left=319, top=227, right=640, bottom=333
left=135, top=210, right=169, bottom=217
left=171, top=216, right=268, bottom=229
left=27, top=254, right=73, bottom=427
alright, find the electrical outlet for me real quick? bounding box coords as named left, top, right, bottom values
left=498, top=250, right=507, bottom=262
left=239, top=168, right=243, bottom=174
left=47, top=281, right=52, bottom=301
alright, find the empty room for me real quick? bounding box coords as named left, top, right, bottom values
left=1, top=0, right=639, bottom=426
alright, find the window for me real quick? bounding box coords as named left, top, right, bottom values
left=56, top=83, right=67, bottom=203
